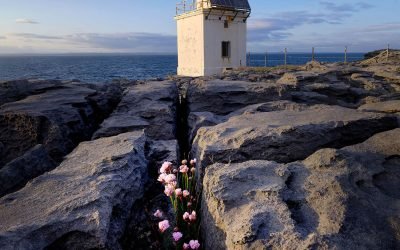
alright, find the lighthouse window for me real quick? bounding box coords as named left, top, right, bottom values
left=222, top=41, right=231, bottom=58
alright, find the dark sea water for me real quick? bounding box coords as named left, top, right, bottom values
left=0, top=53, right=364, bottom=83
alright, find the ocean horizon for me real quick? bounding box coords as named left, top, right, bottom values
left=0, top=52, right=365, bottom=83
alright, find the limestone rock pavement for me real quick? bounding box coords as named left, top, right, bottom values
left=0, top=131, right=148, bottom=250
left=93, top=81, right=178, bottom=140
left=201, top=129, right=400, bottom=249
left=192, top=105, right=398, bottom=177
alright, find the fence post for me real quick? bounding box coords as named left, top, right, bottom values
left=387, top=44, right=390, bottom=62
left=265, top=50, right=268, bottom=67
left=344, top=46, right=348, bottom=63
left=284, top=48, right=287, bottom=66
left=312, top=47, right=315, bottom=62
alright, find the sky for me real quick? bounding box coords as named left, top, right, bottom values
left=0, top=0, right=399, bottom=54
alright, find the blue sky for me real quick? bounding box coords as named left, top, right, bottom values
left=0, top=0, right=399, bottom=54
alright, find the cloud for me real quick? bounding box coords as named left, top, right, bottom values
left=11, top=33, right=61, bottom=40
left=248, top=11, right=337, bottom=43
left=65, top=32, right=177, bottom=52
left=7, top=32, right=177, bottom=53
left=0, top=36, right=6, bottom=39
left=248, top=1, right=374, bottom=44
left=357, top=23, right=400, bottom=33
left=15, top=18, right=39, bottom=24
left=320, top=1, right=373, bottom=12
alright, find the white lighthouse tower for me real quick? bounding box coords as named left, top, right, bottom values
left=175, top=0, right=251, bottom=77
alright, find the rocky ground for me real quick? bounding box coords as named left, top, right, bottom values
left=0, top=50, right=399, bottom=249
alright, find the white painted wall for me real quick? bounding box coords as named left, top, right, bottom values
left=204, top=13, right=247, bottom=75
left=176, top=11, right=205, bottom=77
left=175, top=9, right=248, bottom=77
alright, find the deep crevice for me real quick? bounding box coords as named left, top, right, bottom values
left=120, top=81, right=193, bottom=250
left=176, top=89, right=190, bottom=159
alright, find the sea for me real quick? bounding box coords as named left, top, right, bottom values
left=0, top=53, right=365, bottom=83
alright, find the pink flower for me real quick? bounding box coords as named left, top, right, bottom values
left=175, top=188, right=183, bottom=197
left=165, top=174, right=176, bottom=184
left=172, top=231, right=183, bottom=242
left=189, top=240, right=200, bottom=249
left=190, top=159, right=197, bottom=165
left=168, top=181, right=177, bottom=189
left=183, top=190, right=190, bottom=198
left=164, top=186, right=174, bottom=196
left=183, top=243, right=190, bottom=250
left=187, top=202, right=192, bottom=207
left=157, top=173, right=167, bottom=183
left=189, top=211, right=196, bottom=222
left=153, top=209, right=163, bottom=218
left=183, top=212, right=190, bottom=220
left=158, top=220, right=170, bottom=233
left=160, top=162, right=172, bottom=174
left=180, top=165, right=189, bottom=173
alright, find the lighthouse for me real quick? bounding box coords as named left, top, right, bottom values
left=175, top=0, right=251, bottom=77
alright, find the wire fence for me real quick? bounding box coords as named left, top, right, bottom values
left=246, top=52, right=364, bottom=67
left=246, top=45, right=392, bottom=67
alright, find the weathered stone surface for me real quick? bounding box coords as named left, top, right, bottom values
left=0, top=144, right=56, bottom=197
left=192, top=105, right=398, bottom=176
left=0, top=131, right=148, bottom=250
left=290, top=91, right=333, bottom=105
left=302, top=61, right=329, bottom=71
left=93, top=81, right=178, bottom=140
left=301, top=82, right=351, bottom=96
left=0, top=84, right=110, bottom=166
left=0, top=79, right=62, bottom=106
left=202, top=160, right=290, bottom=250
left=188, top=112, right=224, bottom=143
left=228, top=100, right=309, bottom=116
left=276, top=71, right=319, bottom=87
left=187, top=80, right=291, bottom=115
left=350, top=73, right=390, bottom=95
left=358, top=100, right=400, bottom=114
left=202, top=129, right=400, bottom=249
left=188, top=101, right=309, bottom=143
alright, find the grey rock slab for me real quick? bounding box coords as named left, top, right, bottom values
left=0, top=131, right=148, bottom=250
left=202, top=160, right=290, bottom=250
left=0, top=84, right=101, bottom=166
left=188, top=112, right=225, bottom=143
left=0, top=144, right=56, bottom=197
left=290, top=91, right=332, bottom=105
left=358, top=100, right=400, bottom=114
left=147, top=139, right=179, bottom=167
left=301, top=82, right=351, bottom=96
left=187, top=80, right=292, bottom=115
left=93, top=81, right=178, bottom=140
left=350, top=73, right=391, bottom=95
left=188, top=101, right=309, bottom=143
left=0, top=79, right=62, bottom=106
left=201, top=128, right=400, bottom=249
left=192, top=105, right=398, bottom=177
left=277, top=71, right=320, bottom=87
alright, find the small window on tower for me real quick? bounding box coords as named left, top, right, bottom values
left=222, top=41, right=231, bottom=58
left=224, top=20, right=229, bottom=28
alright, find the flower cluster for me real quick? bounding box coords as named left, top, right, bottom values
left=153, top=159, right=200, bottom=249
